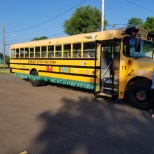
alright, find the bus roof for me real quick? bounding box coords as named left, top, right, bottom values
left=10, top=27, right=148, bottom=49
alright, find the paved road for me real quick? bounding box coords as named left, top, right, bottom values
left=0, top=73, right=154, bottom=154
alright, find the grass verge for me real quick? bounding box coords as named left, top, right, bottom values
left=0, top=68, right=10, bottom=74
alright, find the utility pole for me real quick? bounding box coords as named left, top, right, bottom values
left=101, top=0, right=105, bottom=31
left=2, top=22, right=5, bottom=69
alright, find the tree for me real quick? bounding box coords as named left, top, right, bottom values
left=0, top=53, right=3, bottom=59
left=5, top=56, right=10, bottom=67
left=142, top=17, right=154, bottom=33
left=127, top=17, right=143, bottom=27
left=142, top=17, right=154, bottom=50
left=64, top=5, right=108, bottom=35
left=127, top=17, right=154, bottom=33
left=32, top=36, right=48, bottom=41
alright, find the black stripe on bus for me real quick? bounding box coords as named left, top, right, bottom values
left=10, top=63, right=101, bottom=69
left=38, top=70, right=96, bottom=78
left=10, top=68, right=30, bottom=71
left=11, top=67, right=96, bottom=78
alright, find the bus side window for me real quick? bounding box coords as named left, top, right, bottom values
left=20, top=48, right=23, bottom=58
left=49, top=53, right=54, bottom=58
left=55, top=45, right=62, bottom=58
left=83, top=42, right=95, bottom=58
left=35, top=47, right=40, bottom=58
left=16, top=49, right=19, bottom=58
left=64, top=52, right=70, bottom=58
left=76, top=52, right=81, bottom=58
left=64, top=44, right=71, bottom=58
left=30, top=48, right=34, bottom=58
left=73, top=43, right=81, bottom=58
left=56, top=51, right=61, bottom=57
left=41, top=46, right=47, bottom=58
left=48, top=45, right=54, bottom=58
left=67, top=52, right=71, bottom=58
left=25, top=48, right=29, bottom=58
left=11, top=49, right=16, bottom=58
left=86, top=52, right=91, bottom=58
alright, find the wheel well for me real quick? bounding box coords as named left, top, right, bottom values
left=125, top=76, right=152, bottom=92
left=30, top=69, right=38, bottom=75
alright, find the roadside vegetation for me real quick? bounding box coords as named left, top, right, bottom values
left=0, top=63, right=10, bottom=74
left=0, top=69, right=10, bottom=74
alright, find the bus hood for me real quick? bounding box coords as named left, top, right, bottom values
left=133, top=58, right=154, bottom=69
left=131, top=58, right=154, bottom=78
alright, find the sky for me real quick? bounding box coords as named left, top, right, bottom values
left=0, top=0, right=154, bottom=55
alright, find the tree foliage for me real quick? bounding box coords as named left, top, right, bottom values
left=141, top=17, right=154, bottom=33
left=127, top=17, right=143, bottom=27
left=0, top=53, right=3, bottom=59
left=5, top=56, right=10, bottom=67
left=32, top=36, right=48, bottom=41
left=64, top=5, right=108, bottom=35
left=127, top=17, right=154, bottom=34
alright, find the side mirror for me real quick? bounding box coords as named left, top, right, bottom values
left=135, top=38, right=141, bottom=52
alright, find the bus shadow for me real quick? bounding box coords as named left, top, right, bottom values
left=49, top=82, right=93, bottom=94
left=27, top=95, right=154, bottom=154
left=21, top=77, right=153, bottom=114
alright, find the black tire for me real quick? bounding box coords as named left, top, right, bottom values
left=127, top=80, right=153, bottom=110
left=30, top=71, right=42, bottom=87
left=41, top=80, right=48, bottom=86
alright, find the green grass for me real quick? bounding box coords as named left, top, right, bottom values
left=0, top=68, right=10, bottom=74
left=0, top=64, right=10, bottom=74
left=0, top=63, right=8, bottom=67
left=0, top=64, right=4, bottom=67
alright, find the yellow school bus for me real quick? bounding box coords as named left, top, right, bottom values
left=10, top=26, right=154, bottom=110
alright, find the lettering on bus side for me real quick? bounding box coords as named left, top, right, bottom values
left=28, top=60, right=56, bottom=64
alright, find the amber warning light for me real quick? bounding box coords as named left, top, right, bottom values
left=128, top=59, right=132, bottom=65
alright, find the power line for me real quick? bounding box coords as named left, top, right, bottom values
left=3, top=32, right=66, bottom=44
left=6, top=0, right=87, bottom=33
left=125, top=0, right=154, bottom=12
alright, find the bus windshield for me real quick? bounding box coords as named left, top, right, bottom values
left=124, top=37, right=153, bottom=59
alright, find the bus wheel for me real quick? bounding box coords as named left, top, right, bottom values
left=30, top=70, right=42, bottom=87
left=127, top=80, right=153, bottom=110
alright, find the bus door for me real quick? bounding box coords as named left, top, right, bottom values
left=95, top=39, right=121, bottom=98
